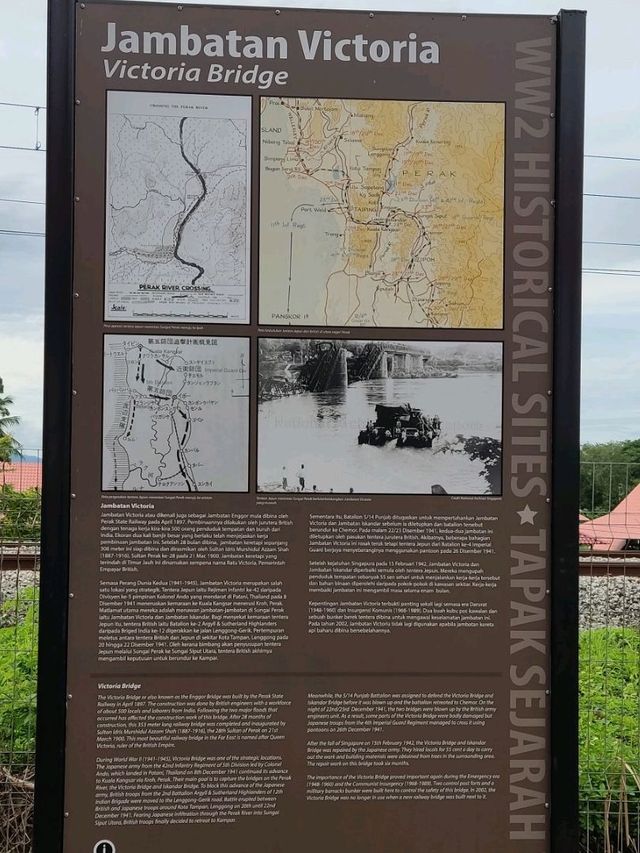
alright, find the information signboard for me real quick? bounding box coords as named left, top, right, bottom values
left=36, top=3, right=585, bottom=851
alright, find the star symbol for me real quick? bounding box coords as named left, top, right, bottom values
left=517, top=505, right=538, bottom=525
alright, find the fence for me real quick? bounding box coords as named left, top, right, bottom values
left=0, top=456, right=40, bottom=853
left=579, top=462, right=640, bottom=852
left=0, top=457, right=638, bottom=851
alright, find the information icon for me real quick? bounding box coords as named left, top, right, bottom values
left=93, top=842, right=115, bottom=853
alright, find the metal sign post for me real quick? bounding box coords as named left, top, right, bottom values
left=36, top=4, right=585, bottom=851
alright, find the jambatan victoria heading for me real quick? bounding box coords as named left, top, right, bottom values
left=102, top=22, right=440, bottom=86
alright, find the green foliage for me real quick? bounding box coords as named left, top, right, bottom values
left=580, top=439, right=640, bottom=518
left=461, top=436, right=502, bottom=493
left=0, top=486, right=41, bottom=541
left=0, top=588, right=38, bottom=770
left=580, top=628, right=640, bottom=851
left=435, top=435, right=502, bottom=494
left=0, top=435, right=21, bottom=464
left=0, top=384, right=21, bottom=464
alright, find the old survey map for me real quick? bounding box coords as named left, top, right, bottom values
left=105, top=91, right=251, bottom=323
left=260, top=97, right=505, bottom=328
left=102, top=335, right=249, bottom=492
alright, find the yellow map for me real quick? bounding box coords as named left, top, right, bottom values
left=259, top=97, right=505, bottom=328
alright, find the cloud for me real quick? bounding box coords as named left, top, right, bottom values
left=2, top=0, right=640, bottom=450
left=0, top=314, right=44, bottom=450
left=582, top=274, right=640, bottom=315
left=581, top=270, right=640, bottom=443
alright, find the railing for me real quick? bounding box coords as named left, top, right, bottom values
left=0, top=472, right=40, bottom=853
left=579, top=461, right=640, bottom=852
left=0, top=458, right=636, bottom=851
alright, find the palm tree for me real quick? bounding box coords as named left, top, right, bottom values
left=0, top=379, right=21, bottom=468
left=0, top=395, right=19, bottom=433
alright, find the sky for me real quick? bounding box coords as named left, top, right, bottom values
left=0, top=0, right=639, bottom=450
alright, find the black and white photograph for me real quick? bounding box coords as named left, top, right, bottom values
left=258, top=338, right=503, bottom=495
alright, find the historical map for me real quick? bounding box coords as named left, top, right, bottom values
left=105, top=91, right=251, bottom=323
left=102, top=335, right=249, bottom=492
left=259, top=97, right=505, bottom=328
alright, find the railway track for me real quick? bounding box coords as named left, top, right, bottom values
left=0, top=545, right=40, bottom=572
left=579, top=549, right=640, bottom=577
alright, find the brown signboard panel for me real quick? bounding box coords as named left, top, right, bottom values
left=36, top=3, right=586, bottom=852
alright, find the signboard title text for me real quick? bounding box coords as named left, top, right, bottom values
left=102, top=23, right=440, bottom=66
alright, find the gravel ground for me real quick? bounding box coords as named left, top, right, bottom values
left=0, top=570, right=38, bottom=601
left=0, top=571, right=39, bottom=626
left=580, top=575, right=640, bottom=630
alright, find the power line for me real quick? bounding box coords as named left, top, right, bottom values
left=583, top=269, right=640, bottom=277
left=0, top=101, right=45, bottom=111
left=584, top=240, right=640, bottom=248
left=4, top=193, right=640, bottom=206
left=0, top=112, right=638, bottom=161
left=3, top=198, right=640, bottom=211
left=1, top=227, right=639, bottom=252
left=0, top=198, right=45, bottom=206
left=0, top=102, right=46, bottom=152
left=0, top=144, right=45, bottom=153
left=583, top=271, right=640, bottom=278
left=6, top=224, right=640, bottom=272
left=583, top=267, right=640, bottom=274
left=0, top=228, right=44, bottom=237
left=585, top=154, right=640, bottom=163
left=585, top=192, right=640, bottom=201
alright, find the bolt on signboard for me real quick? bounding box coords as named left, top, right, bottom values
left=36, top=3, right=585, bottom=852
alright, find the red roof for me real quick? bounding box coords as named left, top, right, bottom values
left=580, top=482, right=640, bottom=550
left=0, top=461, right=42, bottom=491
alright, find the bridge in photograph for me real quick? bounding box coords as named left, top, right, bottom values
left=300, top=342, right=438, bottom=392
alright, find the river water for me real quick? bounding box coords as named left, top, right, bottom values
left=258, top=373, right=502, bottom=495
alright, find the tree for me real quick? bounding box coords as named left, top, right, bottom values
left=580, top=439, right=640, bottom=518
left=0, top=378, right=21, bottom=464
left=434, top=434, right=502, bottom=494
left=0, top=487, right=41, bottom=540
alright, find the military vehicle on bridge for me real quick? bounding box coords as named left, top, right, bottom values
left=357, top=404, right=442, bottom=448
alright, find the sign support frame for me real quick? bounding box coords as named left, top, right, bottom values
left=550, top=9, right=586, bottom=852
left=34, top=0, right=75, bottom=849
left=35, top=4, right=586, bottom=851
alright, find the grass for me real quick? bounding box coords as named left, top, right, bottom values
left=0, top=596, right=636, bottom=852
left=580, top=628, right=640, bottom=852
left=0, top=587, right=38, bottom=770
